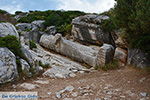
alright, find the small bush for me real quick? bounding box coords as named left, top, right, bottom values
left=39, top=61, right=50, bottom=68
left=0, top=35, right=24, bottom=58
left=95, top=60, right=119, bottom=71
left=29, top=40, right=37, bottom=50
left=0, top=9, right=8, bottom=14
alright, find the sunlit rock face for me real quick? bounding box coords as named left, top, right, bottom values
left=72, top=14, right=115, bottom=47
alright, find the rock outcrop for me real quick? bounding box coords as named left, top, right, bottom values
left=127, top=49, right=150, bottom=68
left=114, top=47, right=127, bottom=64
left=20, top=59, right=32, bottom=77
left=15, top=23, right=32, bottom=32
left=40, top=34, right=115, bottom=67
left=0, top=48, right=18, bottom=84
left=96, top=44, right=115, bottom=67
left=0, top=23, right=19, bottom=38
left=72, top=14, right=115, bottom=47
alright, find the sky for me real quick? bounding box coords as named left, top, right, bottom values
left=0, top=0, right=116, bottom=14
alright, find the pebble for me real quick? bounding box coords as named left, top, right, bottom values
left=139, top=77, right=146, bottom=83
left=47, top=92, right=52, bottom=95
left=140, top=92, right=148, bottom=97
left=34, top=80, right=49, bottom=84
left=63, top=98, right=73, bottom=100
left=71, top=92, right=78, bottom=97
left=69, top=73, right=76, bottom=78
left=65, top=85, right=75, bottom=92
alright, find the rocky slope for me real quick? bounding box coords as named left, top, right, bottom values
left=0, top=13, right=149, bottom=100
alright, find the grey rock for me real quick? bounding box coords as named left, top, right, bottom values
left=127, top=49, right=150, bottom=68
left=21, top=45, right=36, bottom=66
left=46, top=26, right=56, bottom=35
left=96, top=44, right=115, bottom=67
left=140, top=92, right=148, bottom=97
left=34, top=80, right=49, bottom=84
left=71, top=92, right=78, bottom=97
left=40, top=34, right=115, bottom=67
left=114, top=47, right=127, bottom=64
left=139, top=77, right=146, bottom=83
left=0, top=48, right=18, bottom=84
left=63, top=98, right=73, bottom=100
left=20, top=83, right=39, bottom=90
left=72, top=14, right=115, bottom=47
left=20, top=59, right=32, bottom=77
left=65, top=85, right=75, bottom=92
left=24, top=29, right=44, bottom=43
left=31, top=20, right=45, bottom=29
left=55, top=85, right=74, bottom=99
left=15, top=23, right=32, bottom=31
left=47, top=92, right=52, bottom=95
left=95, top=98, right=101, bottom=100
left=0, top=23, right=19, bottom=38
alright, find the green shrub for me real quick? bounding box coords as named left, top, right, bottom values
left=0, top=35, right=23, bottom=58
left=18, top=10, right=85, bottom=35
left=95, top=60, right=119, bottom=71
left=39, top=61, right=50, bottom=68
left=29, top=40, right=37, bottom=50
left=114, top=0, right=150, bottom=54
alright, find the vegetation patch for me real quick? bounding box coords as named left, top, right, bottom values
left=29, top=40, right=37, bottom=50
left=95, top=60, right=119, bottom=71
left=39, top=61, right=50, bottom=68
left=18, top=10, right=85, bottom=35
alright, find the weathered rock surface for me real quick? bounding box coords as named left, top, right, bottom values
left=20, top=83, right=39, bottom=90
left=15, top=23, right=32, bottom=31
left=0, top=23, right=19, bottom=38
left=40, top=34, right=115, bottom=67
left=0, top=48, right=18, bottom=84
left=21, top=45, right=36, bottom=67
left=127, top=49, right=150, bottom=68
left=20, top=59, right=32, bottom=77
left=114, top=47, right=127, bottom=64
left=72, top=14, right=115, bottom=47
left=31, top=20, right=45, bottom=29
left=24, top=29, right=44, bottom=43
left=96, top=44, right=115, bottom=66
left=45, top=26, right=56, bottom=35
left=28, top=44, right=87, bottom=78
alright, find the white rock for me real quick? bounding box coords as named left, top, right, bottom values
left=34, top=80, right=49, bottom=84
left=20, top=83, right=39, bottom=90
left=71, top=92, right=78, bottom=97
left=63, top=98, right=73, bottom=100
left=0, top=23, right=19, bottom=38
left=140, top=92, right=148, bottom=97
left=0, top=48, right=18, bottom=84
left=65, top=85, right=75, bottom=92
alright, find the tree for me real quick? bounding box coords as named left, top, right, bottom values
left=114, top=0, right=150, bottom=54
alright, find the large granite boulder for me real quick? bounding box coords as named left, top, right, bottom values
left=0, top=48, right=18, bottom=84
left=72, top=14, right=115, bottom=47
left=0, top=23, right=19, bottom=38
left=127, top=49, right=150, bottom=68
left=24, top=29, right=44, bottom=43
left=40, top=34, right=115, bottom=67
left=31, top=20, right=45, bottom=30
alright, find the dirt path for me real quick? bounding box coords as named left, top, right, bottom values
left=0, top=66, right=150, bottom=100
